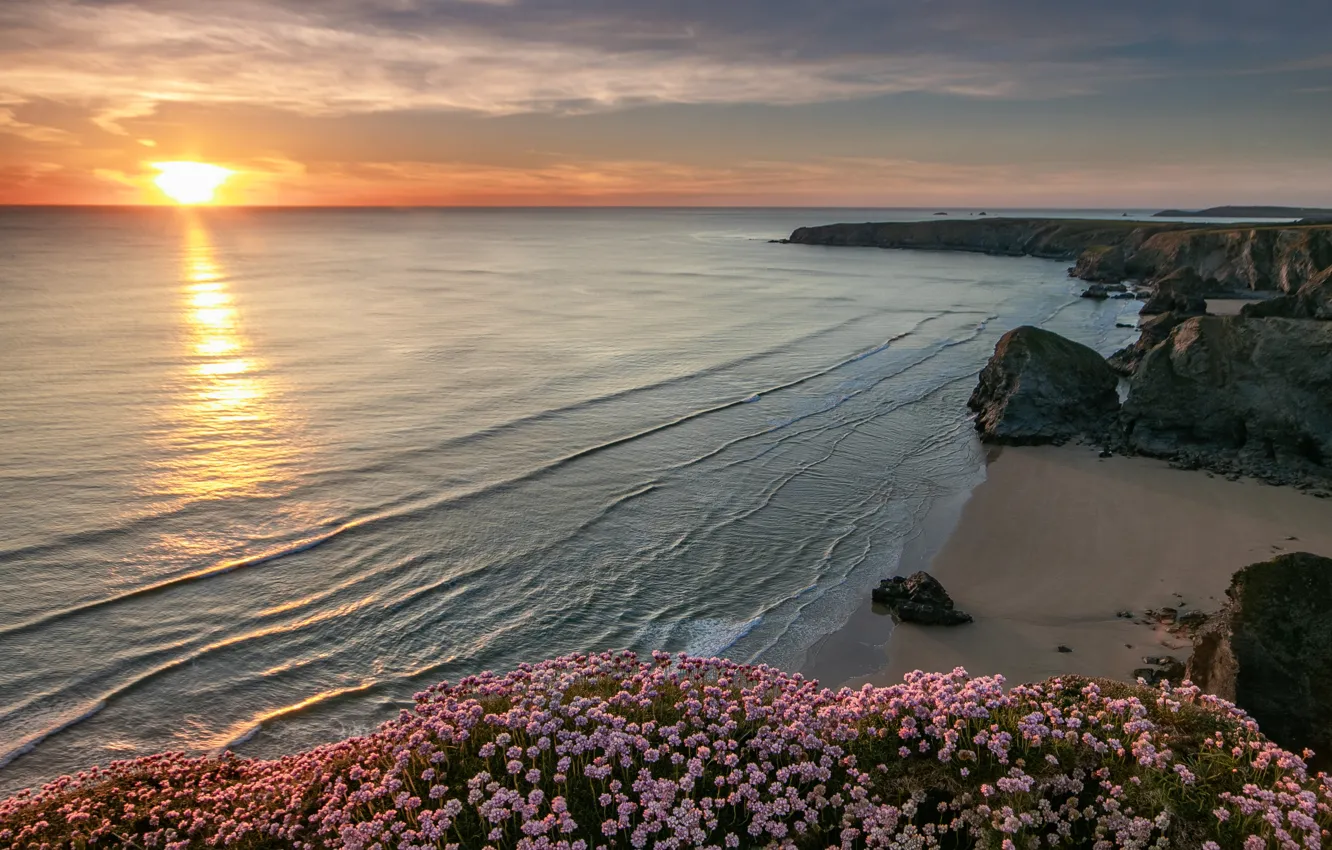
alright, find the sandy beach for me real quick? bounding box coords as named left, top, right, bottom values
left=804, top=444, right=1332, bottom=689
left=1207, top=297, right=1264, bottom=316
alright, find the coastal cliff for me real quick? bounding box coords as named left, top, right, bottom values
left=786, top=218, right=1332, bottom=294
left=787, top=218, right=1172, bottom=261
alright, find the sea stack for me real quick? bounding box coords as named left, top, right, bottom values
left=967, top=326, right=1120, bottom=445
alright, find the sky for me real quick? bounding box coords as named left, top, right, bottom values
left=2, top=0, right=1331, bottom=206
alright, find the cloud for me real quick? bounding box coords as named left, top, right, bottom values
left=0, top=107, right=77, bottom=143
left=3, top=0, right=1327, bottom=129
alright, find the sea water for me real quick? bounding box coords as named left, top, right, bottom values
left=0, top=206, right=1140, bottom=793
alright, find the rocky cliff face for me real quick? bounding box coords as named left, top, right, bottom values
left=1107, top=312, right=1194, bottom=376
left=786, top=219, right=1332, bottom=293
left=1138, top=268, right=1209, bottom=315
left=967, top=326, right=1121, bottom=445
left=1121, top=316, right=1332, bottom=480
left=1186, top=552, right=1332, bottom=767
left=1240, top=266, right=1332, bottom=320
left=1126, top=226, right=1332, bottom=292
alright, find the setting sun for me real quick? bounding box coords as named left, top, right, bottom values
left=152, top=161, right=234, bottom=205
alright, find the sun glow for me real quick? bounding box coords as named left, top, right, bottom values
left=152, top=161, right=233, bottom=204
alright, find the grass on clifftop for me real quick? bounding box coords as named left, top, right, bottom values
left=2, top=652, right=1329, bottom=849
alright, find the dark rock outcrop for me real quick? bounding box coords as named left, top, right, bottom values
left=1107, top=311, right=1191, bottom=376
left=1139, top=290, right=1206, bottom=316
left=1121, top=316, right=1332, bottom=481
left=1081, top=283, right=1126, bottom=299
left=1071, top=245, right=1127, bottom=283
left=872, top=572, right=972, bottom=625
left=1138, top=268, right=1209, bottom=315
left=968, top=326, right=1121, bottom=445
left=1186, top=553, right=1332, bottom=766
left=1240, top=295, right=1304, bottom=319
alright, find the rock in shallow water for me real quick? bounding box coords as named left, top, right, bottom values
left=872, top=571, right=972, bottom=626
left=1186, top=552, right=1332, bottom=767
left=968, top=326, right=1121, bottom=445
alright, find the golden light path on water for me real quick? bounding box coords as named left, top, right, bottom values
left=133, top=213, right=314, bottom=583
left=153, top=218, right=365, bottom=754
left=164, top=217, right=295, bottom=502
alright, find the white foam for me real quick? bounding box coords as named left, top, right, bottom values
left=639, top=616, right=762, bottom=659
left=0, top=701, right=106, bottom=770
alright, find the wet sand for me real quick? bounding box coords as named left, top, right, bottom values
left=804, top=444, right=1332, bottom=689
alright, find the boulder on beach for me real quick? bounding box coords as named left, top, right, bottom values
left=968, top=326, right=1121, bottom=445
left=1186, top=552, right=1332, bottom=766
left=872, top=571, right=972, bottom=625
left=1122, top=316, right=1332, bottom=479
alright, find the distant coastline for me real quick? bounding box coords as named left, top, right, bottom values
left=1153, top=205, right=1332, bottom=218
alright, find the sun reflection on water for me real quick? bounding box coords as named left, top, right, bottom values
left=156, top=217, right=299, bottom=503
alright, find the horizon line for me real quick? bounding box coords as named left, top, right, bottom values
left=0, top=203, right=1208, bottom=211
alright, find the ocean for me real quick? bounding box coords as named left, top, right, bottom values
left=0, top=206, right=1141, bottom=795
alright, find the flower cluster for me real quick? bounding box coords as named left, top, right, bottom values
left=2, top=652, right=1329, bottom=849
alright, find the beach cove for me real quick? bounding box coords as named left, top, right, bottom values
left=805, top=444, right=1332, bottom=689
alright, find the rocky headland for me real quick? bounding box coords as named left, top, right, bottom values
left=784, top=217, right=1332, bottom=297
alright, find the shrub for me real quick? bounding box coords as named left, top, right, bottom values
left=2, top=651, right=1329, bottom=849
